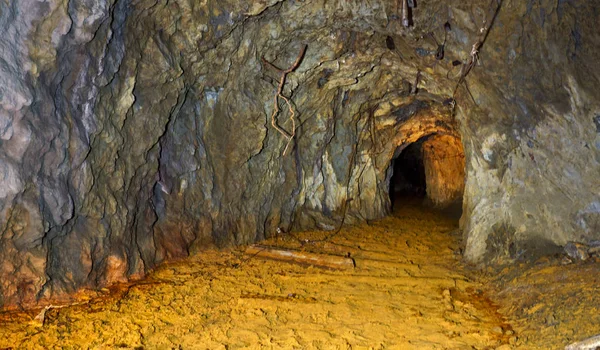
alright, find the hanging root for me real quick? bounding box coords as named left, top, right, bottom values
left=262, top=44, right=307, bottom=156
left=452, top=0, right=503, bottom=100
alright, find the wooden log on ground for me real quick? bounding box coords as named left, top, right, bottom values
left=245, top=245, right=355, bottom=270
left=565, top=334, right=600, bottom=350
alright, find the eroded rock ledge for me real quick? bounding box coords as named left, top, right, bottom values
left=0, top=0, right=598, bottom=309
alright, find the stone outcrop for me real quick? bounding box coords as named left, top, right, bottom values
left=0, top=0, right=598, bottom=309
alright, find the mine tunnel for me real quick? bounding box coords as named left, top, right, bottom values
left=389, top=134, right=465, bottom=217
left=1, top=0, right=600, bottom=348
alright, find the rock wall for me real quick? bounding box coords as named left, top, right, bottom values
left=423, top=135, right=465, bottom=207
left=458, top=1, right=600, bottom=263
left=0, top=0, right=598, bottom=308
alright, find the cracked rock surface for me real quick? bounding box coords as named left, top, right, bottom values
left=0, top=0, right=598, bottom=308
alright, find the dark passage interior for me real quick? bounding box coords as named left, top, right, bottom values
left=389, top=139, right=427, bottom=207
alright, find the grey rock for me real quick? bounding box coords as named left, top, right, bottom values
left=564, top=242, right=590, bottom=261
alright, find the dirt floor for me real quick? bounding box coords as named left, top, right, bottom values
left=484, top=254, right=600, bottom=349
left=0, top=200, right=599, bottom=349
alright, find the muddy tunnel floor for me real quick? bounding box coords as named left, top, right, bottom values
left=1, top=202, right=600, bottom=349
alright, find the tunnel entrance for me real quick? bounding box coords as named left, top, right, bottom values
left=389, top=139, right=427, bottom=205
left=388, top=134, right=465, bottom=216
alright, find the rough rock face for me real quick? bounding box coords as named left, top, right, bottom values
left=0, top=0, right=598, bottom=308
left=458, top=1, right=600, bottom=262
left=423, top=134, right=465, bottom=208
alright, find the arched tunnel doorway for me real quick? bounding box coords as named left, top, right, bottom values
left=388, top=134, right=466, bottom=217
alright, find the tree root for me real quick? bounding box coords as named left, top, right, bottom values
left=262, top=44, right=307, bottom=156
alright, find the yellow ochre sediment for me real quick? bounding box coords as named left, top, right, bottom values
left=1, top=200, right=597, bottom=349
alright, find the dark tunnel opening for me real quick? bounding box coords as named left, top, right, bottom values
left=387, top=134, right=466, bottom=218
left=389, top=139, right=428, bottom=208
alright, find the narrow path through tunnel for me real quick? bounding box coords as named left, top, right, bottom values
left=2, top=195, right=599, bottom=349
left=0, top=204, right=515, bottom=349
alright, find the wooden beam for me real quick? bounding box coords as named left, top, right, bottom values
left=245, top=245, right=355, bottom=270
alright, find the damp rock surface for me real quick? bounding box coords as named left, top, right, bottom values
left=0, top=0, right=598, bottom=308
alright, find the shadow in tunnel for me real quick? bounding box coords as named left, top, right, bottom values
left=389, top=139, right=427, bottom=208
